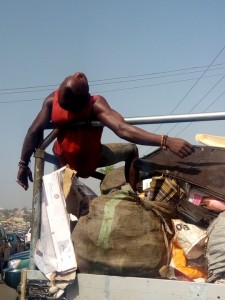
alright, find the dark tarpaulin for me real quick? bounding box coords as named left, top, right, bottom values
left=134, top=146, right=225, bottom=201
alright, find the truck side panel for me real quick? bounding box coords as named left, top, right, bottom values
left=65, top=274, right=225, bottom=300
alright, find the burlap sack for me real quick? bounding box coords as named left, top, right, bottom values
left=206, top=211, right=225, bottom=283
left=100, top=166, right=126, bottom=195
left=72, top=190, right=176, bottom=278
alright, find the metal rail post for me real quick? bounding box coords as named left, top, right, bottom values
left=29, top=129, right=59, bottom=270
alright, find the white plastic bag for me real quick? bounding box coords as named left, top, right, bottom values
left=172, top=219, right=207, bottom=259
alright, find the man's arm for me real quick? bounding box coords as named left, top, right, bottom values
left=17, top=92, right=54, bottom=190
left=93, top=95, right=194, bottom=157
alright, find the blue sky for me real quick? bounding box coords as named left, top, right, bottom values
left=1, top=1, right=225, bottom=208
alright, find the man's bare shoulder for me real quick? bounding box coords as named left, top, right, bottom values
left=92, top=94, right=109, bottom=106
left=92, top=94, right=105, bottom=101
left=92, top=95, right=111, bottom=115
left=43, top=91, right=55, bottom=107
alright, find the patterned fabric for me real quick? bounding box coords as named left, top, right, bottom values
left=147, top=176, right=187, bottom=208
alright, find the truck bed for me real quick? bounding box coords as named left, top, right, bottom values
left=65, top=273, right=225, bottom=300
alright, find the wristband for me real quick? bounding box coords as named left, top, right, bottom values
left=161, top=134, right=168, bottom=150
left=18, top=162, right=30, bottom=169
left=18, top=159, right=30, bottom=168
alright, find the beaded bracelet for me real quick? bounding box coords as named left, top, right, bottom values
left=161, top=134, right=168, bottom=150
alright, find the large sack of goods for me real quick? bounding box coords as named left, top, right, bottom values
left=72, top=173, right=176, bottom=278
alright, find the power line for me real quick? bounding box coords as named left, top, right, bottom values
left=164, top=46, right=225, bottom=136
left=0, top=84, right=58, bottom=92
left=1, top=62, right=225, bottom=93
left=188, top=74, right=225, bottom=113
left=95, top=72, right=225, bottom=94
left=170, top=45, right=225, bottom=114
left=153, top=45, right=225, bottom=134
left=1, top=72, right=225, bottom=104
left=90, top=65, right=225, bottom=86
left=0, top=98, right=43, bottom=104
left=90, top=62, right=225, bottom=82
left=140, top=45, right=225, bottom=155
left=166, top=73, right=225, bottom=136
left=203, top=89, right=225, bottom=112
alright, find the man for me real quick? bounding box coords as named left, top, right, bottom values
left=17, top=72, right=193, bottom=191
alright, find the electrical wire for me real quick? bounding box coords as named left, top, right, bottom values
left=165, top=73, right=225, bottom=136
left=170, top=45, right=225, bottom=114
left=1, top=62, right=225, bottom=94
left=140, top=45, right=225, bottom=155
left=1, top=72, right=225, bottom=104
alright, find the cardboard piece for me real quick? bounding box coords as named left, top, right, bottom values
left=34, top=167, right=77, bottom=282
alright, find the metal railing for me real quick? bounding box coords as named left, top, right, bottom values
left=28, top=111, right=225, bottom=270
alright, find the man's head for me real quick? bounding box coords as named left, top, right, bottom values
left=58, top=72, right=90, bottom=111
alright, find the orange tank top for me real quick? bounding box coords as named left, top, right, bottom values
left=52, top=90, right=103, bottom=177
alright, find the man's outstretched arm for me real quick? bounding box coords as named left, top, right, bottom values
left=94, top=95, right=194, bottom=158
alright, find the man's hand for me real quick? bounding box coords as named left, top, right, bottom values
left=166, top=137, right=194, bottom=158
left=16, top=166, right=33, bottom=190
